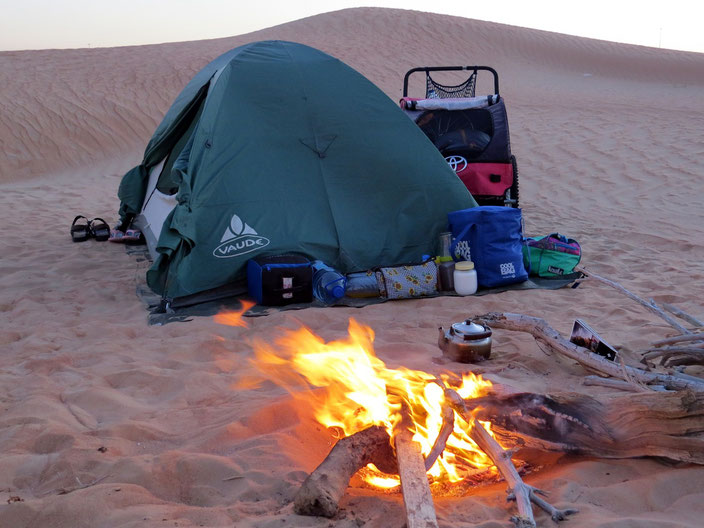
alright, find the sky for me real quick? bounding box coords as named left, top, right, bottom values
left=1, top=0, right=703, bottom=53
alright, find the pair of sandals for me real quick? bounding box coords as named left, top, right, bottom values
left=71, top=215, right=110, bottom=242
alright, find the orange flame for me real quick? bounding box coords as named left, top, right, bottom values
left=240, top=318, right=497, bottom=487
left=213, top=300, right=255, bottom=328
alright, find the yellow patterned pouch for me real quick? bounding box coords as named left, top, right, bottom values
left=375, top=261, right=438, bottom=299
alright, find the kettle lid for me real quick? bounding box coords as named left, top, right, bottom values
left=450, top=320, right=492, bottom=341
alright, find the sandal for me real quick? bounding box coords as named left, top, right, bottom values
left=90, top=218, right=110, bottom=241
left=70, top=215, right=91, bottom=242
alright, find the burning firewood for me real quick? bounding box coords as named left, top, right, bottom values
left=294, top=384, right=582, bottom=527
left=246, top=318, right=584, bottom=525
left=292, top=364, right=704, bottom=525
left=423, top=397, right=454, bottom=471
left=294, top=425, right=396, bottom=517
left=441, top=383, right=577, bottom=527
left=296, top=380, right=704, bottom=525
left=295, top=398, right=443, bottom=526
left=251, top=319, right=499, bottom=522
left=391, top=396, right=440, bottom=528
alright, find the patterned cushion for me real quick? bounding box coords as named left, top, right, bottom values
left=376, top=261, right=438, bottom=299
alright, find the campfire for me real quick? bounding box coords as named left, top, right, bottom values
left=215, top=313, right=575, bottom=527
left=248, top=319, right=496, bottom=485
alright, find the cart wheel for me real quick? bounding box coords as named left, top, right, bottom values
left=505, top=155, right=519, bottom=208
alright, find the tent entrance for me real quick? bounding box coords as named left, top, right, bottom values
left=155, top=93, right=206, bottom=194
left=134, top=159, right=172, bottom=259
left=135, top=88, right=208, bottom=259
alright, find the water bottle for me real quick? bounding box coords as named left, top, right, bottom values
left=311, top=260, right=346, bottom=304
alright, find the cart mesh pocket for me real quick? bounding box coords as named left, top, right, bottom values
left=426, top=71, right=476, bottom=99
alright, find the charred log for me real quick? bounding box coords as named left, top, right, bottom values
left=294, top=425, right=396, bottom=517
left=466, top=389, right=704, bottom=464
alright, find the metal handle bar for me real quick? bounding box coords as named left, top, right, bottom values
left=402, top=66, right=499, bottom=97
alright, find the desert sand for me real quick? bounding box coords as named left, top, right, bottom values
left=1, top=7, right=704, bottom=527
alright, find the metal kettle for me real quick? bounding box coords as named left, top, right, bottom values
left=438, top=320, right=492, bottom=363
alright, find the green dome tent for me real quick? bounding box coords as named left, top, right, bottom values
left=117, top=40, right=475, bottom=306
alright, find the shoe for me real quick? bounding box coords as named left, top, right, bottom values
left=90, top=218, right=110, bottom=241
left=109, top=228, right=126, bottom=242
left=108, top=228, right=144, bottom=244
left=71, top=215, right=91, bottom=242
left=109, top=227, right=141, bottom=243
left=123, top=229, right=142, bottom=243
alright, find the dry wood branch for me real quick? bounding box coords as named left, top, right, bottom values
left=583, top=375, right=665, bottom=392
left=393, top=401, right=439, bottom=528
left=617, top=355, right=650, bottom=392
left=442, top=389, right=533, bottom=526
left=575, top=267, right=691, bottom=334
left=664, top=355, right=704, bottom=367
left=649, top=344, right=704, bottom=353
left=663, top=304, right=704, bottom=328
left=648, top=298, right=690, bottom=334
left=643, top=344, right=704, bottom=368
left=475, top=312, right=704, bottom=392
left=666, top=356, right=704, bottom=367
left=509, top=488, right=579, bottom=524
left=644, top=346, right=704, bottom=360
left=468, top=417, right=536, bottom=527
left=54, top=474, right=110, bottom=496
left=294, top=426, right=396, bottom=517
left=652, top=334, right=704, bottom=347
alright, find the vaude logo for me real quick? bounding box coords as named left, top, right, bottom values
left=445, top=155, right=468, bottom=173
left=499, top=262, right=516, bottom=276
left=214, top=235, right=269, bottom=258
left=213, top=214, right=270, bottom=258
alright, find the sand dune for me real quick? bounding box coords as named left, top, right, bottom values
left=1, top=7, right=704, bottom=528
left=2, top=7, right=703, bottom=183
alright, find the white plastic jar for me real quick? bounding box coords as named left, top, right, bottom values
left=453, top=261, right=478, bottom=296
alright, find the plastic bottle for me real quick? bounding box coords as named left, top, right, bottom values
left=345, top=271, right=380, bottom=298
left=453, top=261, right=478, bottom=296
left=312, top=260, right=347, bottom=304
left=437, top=232, right=453, bottom=263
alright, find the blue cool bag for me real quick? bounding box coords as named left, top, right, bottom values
left=448, top=206, right=528, bottom=288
